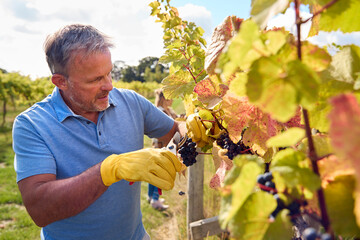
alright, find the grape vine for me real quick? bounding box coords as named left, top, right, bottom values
left=150, top=0, right=360, bottom=239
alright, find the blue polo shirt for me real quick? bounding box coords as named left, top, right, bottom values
left=12, top=87, right=174, bottom=240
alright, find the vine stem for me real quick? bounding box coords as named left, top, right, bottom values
left=183, top=64, right=198, bottom=83
left=179, top=49, right=199, bottom=83
left=301, top=0, right=339, bottom=24
left=294, top=0, right=332, bottom=234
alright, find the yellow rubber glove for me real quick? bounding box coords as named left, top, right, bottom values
left=186, top=113, right=211, bottom=147
left=100, top=148, right=183, bottom=190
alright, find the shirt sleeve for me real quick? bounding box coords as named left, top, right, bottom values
left=132, top=91, right=174, bottom=139
left=12, top=115, right=57, bottom=182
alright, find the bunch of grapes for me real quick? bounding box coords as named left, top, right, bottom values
left=216, top=133, right=252, bottom=160
left=257, top=172, right=307, bottom=221
left=178, top=137, right=198, bottom=167
left=302, top=227, right=331, bottom=240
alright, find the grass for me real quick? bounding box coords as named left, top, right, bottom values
left=0, top=106, right=41, bottom=238
left=0, top=101, right=222, bottom=240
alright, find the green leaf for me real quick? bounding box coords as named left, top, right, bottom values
left=251, top=0, right=290, bottom=29
left=149, top=1, right=161, bottom=16
left=230, top=191, right=276, bottom=239
left=247, top=57, right=298, bottom=122
left=225, top=162, right=262, bottom=226
left=298, top=134, right=333, bottom=157
left=327, top=45, right=360, bottom=85
left=159, top=48, right=184, bottom=64
left=324, top=174, right=360, bottom=238
left=266, top=127, right=305, bottom=148
left=263, top=210, right=293, bottom=240
left=257, top=80, right=298, bottom=122
left=247, top=57, right=283, bottom=102
left=317, top=0, right=360, bottom=33
left=229, top=72, right=248, bottom=97
left=307, top=70, right=354, bottom=132
left=161, top=70, right=195, bottom=99
left=301, top=41, right=331, bottom=72
left=263, top=28, right=287, bottom=55
left=285, top=60, right=320, bottom=109
left=227, top=20, right=266, bottom=70
left=271, top=148, right=321, bottom=192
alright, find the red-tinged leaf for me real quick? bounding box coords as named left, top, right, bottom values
left=329, top=93, right=360, bottom=162
left=210, top=144, right=233, bottom=189
left=318, top=155, right=354, bottom=188
left=284, top=106, right=303, bottom=128
left=205, top=16, right=243, bottom=74
left=194, top=75, right=229, bottom=109
left=222, top=92, right=286, bottom=155
left=243, top=113, right=284, bottom=156
left=222, top=92, right=254, bottom=142
left=328, top=93, right=360, bottom=225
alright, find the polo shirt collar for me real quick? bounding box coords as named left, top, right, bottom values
left=50, top=87, right=116, bottom=122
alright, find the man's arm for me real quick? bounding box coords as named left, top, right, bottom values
left=156, top=121, right=187, bottom=147
left=17, top=163, right=107, bottom=227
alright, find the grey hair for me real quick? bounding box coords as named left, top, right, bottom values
left=44, top=24, right=114, bottom=76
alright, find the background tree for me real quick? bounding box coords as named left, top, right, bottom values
left=112, top=56, right=169, bottom=82
left=111, top=60, right=126, bottom=81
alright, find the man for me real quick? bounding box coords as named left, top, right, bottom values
left=12, top=24, right=184, bottom=240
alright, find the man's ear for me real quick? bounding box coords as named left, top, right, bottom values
left=51, top=74, right=68, bottom=90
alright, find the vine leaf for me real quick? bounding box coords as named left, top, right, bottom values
left=328, top=93, right=360, bottom=225
left=209, top=144, right=233, bottom=189
left=271, top=148, right=321, bottom=193
left=222, top=92, right=253, bottom=143
left=285, top=60, right=321, bottom=110
left=246, top=58, right=321, bottom=123
left=328, top=93, right=360, bottom=165
left=222, top=20, right=266, bottom=71
left=324, top=174, right=360, bottom=237
left=301, top=41, right=331, bottom=72
left=225, top=162, right=264, bottom=235
left=327, top=45, right=360, bottom=85
left=229, top=72, right=248, bottom=97
left=284, top=106, right=303, bottom=128
left=222, top=92, right=289, bottom=156
left=266, top=127, right=305, bottom=148
left=230, top=191, right=276, bottom=240
left=243, top=115, right=283, bottom=157
left=205, top=16, right=243, bottom=75
left=307, top=70, right=354, bottom=132
left=263, top=210, right=293, bottom=240
left=194, top=75, right=229, bottom=109
left=162, top=69, right=195, bottom=99
left=299, top=134, right=333, bottom=158
left=309, top=0, right=360, bottom=34
left=318, top=155, right=354, bottom=187
left=251, top=0, right=290, bottom=29
left=247, top=57, right=300, bottom=122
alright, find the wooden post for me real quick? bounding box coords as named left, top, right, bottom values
left=187, top=151, right=204, bottom=240
left=189, top=216, right=225, bottom=239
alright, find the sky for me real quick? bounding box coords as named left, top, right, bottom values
left=0, top=0, right=359, bottom=79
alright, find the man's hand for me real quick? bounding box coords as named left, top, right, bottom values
left=186, top=113, right=211, bottom=147
left=100, top=148, right=183, bottom=190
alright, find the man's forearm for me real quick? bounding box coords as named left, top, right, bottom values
left=18, top=163, right=108, bottom=227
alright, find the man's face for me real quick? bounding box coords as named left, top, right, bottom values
left=61, top=49, right=113, bottom=117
